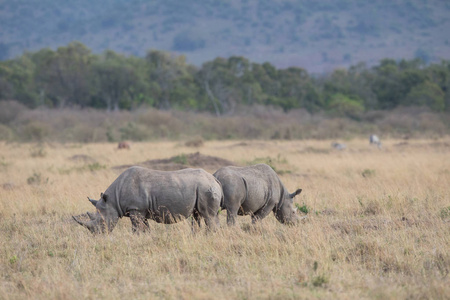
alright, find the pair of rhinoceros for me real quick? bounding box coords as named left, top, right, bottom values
left=73, top=164, right=303, bottom=234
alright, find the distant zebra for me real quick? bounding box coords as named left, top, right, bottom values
left=369, top=135, right=381, bottom=148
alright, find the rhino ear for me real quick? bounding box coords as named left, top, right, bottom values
left=102, top=193, right=109, bottom=202
left=289, top=189, right=302, bottom=198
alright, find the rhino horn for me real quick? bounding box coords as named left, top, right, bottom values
left=73, top=215, right=88, bottom=227
left=72, top=215, right=96, bottom=232
left=289, top=189, right=302, bottom=198
left=87, top=197, right=98, bottom=207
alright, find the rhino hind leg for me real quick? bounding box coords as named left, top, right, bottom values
left=190, top=210, right=202, bottom=234
left=203, top=214, right=219, bottom=232
left=129, top=210, right=149, bottom=233
left=191, top=210, right=202, bottom=228
left=196, top=187, right=221, bottom=230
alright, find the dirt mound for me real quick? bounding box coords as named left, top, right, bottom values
left=114, top=152, right=237, bottom=172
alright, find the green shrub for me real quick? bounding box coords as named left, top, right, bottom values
left=87, top=162, right=106, bottom=172
left=440, top=207, right=450, bottom=220
left=362, top=169, right=376, bottom=178
left=119, top=122, right=151, bottom=141
left=173, top=154, right=188, bottom=165
left=295, top=203, right=310, bottom=214
left=327, top=93, right=364, bottom=119
left=0, top=124, right=14, bottom=140
left=312, top=275, right=328, bottom=287
left=30, top=145, right=47, bottom=158
left=22, top=121, right=50, bottom=142
left=247, top=156, right=291, bottom=175
left=27, top=172, right=48, bottom=185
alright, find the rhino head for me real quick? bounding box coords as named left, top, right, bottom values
left=72, top=193, right=119, bottom=234
left=274, top=188, right=302, bottom=225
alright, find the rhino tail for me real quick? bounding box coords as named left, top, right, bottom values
left=220, top=192, right=224, bottom=209
left=214, top=178, right=225, bottom=209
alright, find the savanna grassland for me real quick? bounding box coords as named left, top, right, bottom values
left=0, top=139, right=449, bottom=299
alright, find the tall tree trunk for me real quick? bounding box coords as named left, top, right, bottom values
left=204, top=80, right=221, bottom=117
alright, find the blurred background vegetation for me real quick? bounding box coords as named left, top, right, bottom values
left=1, top=42, right=449, bottom=114
left=0, top=42, right=449, bottom=142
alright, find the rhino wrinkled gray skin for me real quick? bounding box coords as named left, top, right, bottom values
left=72, top=166, right=223, bottom=234
left=213, top=164, right=302, bottom=226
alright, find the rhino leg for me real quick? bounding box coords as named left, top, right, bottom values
left=189, top=210, right=202, bottom=234
left=224, top=200, right=243, bottom=226
left=203, top=214, right=219, bottom=232
left=226, top=209, right=238, bottom=226
left=129, top=210, right=149, bottom=233
left=191, top=210, right=201, bottom=228
left=251, top=202, right=276, bottom=224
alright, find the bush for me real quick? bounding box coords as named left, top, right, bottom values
left=27, top=172, right=48, bottom=185
left=0, top=124, right=13, bottom=140
left=119, top=122, right=151, bottom=141
left=296, top=203, right=310, bottom=214
left=185, top=136, right=204, bottom=147
left=404, top=81, right=445, bottom=111
left=22, top=121, right=50, bottom=142
left=327, top=93, right=364, bottom=119
left=0, top=106, right=447, bottom=142
left=0, top=100, right=27, bottom=124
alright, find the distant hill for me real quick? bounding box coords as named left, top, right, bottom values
left=1, top=0, right=449, bottom=72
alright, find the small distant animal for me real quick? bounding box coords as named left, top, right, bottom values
left=369, top=135, right=381, bottom=148
left=331, top=142, right=346, bottom=150
left=213, top=164, right=303, bottom=226
left=118, top=141, right=130, bottom=150
left=73, top=166, right=223, bottom=233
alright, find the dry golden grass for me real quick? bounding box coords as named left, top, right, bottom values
left=0, top=139, right=449, bottom=299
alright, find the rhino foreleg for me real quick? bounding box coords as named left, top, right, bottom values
left=252, top=203, right=275, bottom=224
left=129, top=210, right=149, bottom=233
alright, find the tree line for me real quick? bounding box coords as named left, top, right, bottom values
left=1, top=41, right=449, bottom=116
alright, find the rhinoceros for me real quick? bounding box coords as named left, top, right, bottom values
left=72, top=166, right=223, bottom=233
left=213, top=164, right=302, bottom=225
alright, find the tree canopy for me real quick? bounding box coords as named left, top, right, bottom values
left=1, top=42, right=449, bottom=114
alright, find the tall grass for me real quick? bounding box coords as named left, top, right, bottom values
left=0, top=139, right=449, bottom=299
